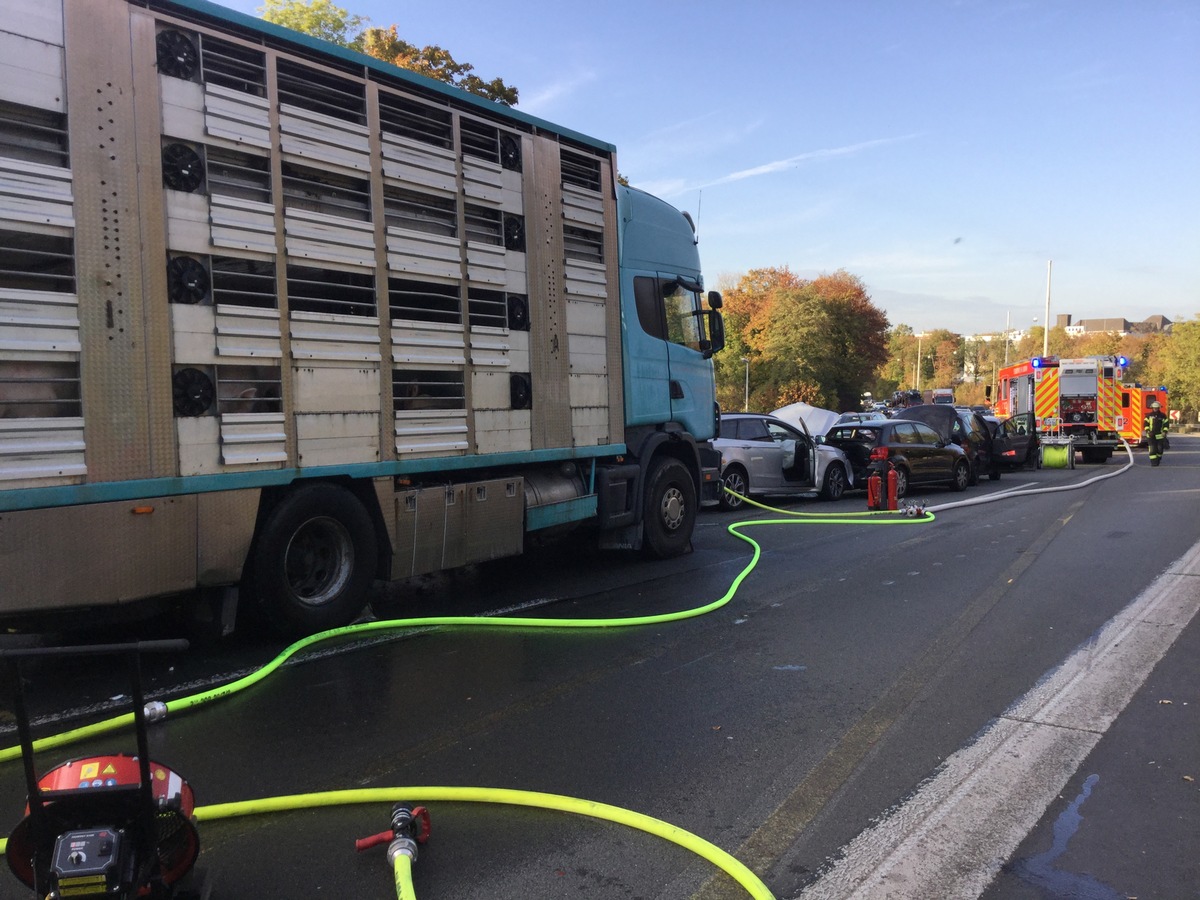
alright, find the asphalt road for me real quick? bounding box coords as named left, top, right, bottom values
left=1, top=437, right=1197, bottom=899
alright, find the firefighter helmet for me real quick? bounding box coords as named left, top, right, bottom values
left=1150, top=401, right=1162, bottom=409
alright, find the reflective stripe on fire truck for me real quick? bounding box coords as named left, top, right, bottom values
left=1097, top=371, right=1118, bottom=432
left=1034, top=368, right=1060, bottom=432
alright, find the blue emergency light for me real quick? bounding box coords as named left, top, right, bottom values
left=1031, top=357, right=1044, bottom=368
left=1116, top=355, right=1130, bottom=367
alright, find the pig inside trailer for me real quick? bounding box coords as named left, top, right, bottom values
left=0, top=0, right=725, bottom=636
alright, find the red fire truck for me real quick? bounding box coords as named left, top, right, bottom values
left=1117, top=384, right=1169, bottom=446
left=995, top=356, right=1123, bottom=463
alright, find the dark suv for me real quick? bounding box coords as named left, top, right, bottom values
left=901, top=404, right=1004, bottom=484
left=823, top=419, right=970, bottom=497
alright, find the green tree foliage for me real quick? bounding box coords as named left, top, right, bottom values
left=875, top=324, right=915, bottom=398
left=259, top=0, right=365, bottom=47
left=259, top=0, right=518, bottom=105
left=715, top=268, right=889, bottom=412
left=1147, top=316, right=1200, bottom=421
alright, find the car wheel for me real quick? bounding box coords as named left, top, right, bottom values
left=951, top=459, right=970, bottom=491
left=643, top=456, right=697, bottom=559
left=820, top=463, right=847, bottom=501
left=892, top=466, right=909, bottom=499
left=719, top=465, right=749, bottom=511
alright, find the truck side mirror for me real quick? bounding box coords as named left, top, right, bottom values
left=705, top=309, right=725, bottom=357
left=707, top=290, right=723, bottom=309
left=985, top=385, right=992, bottom=401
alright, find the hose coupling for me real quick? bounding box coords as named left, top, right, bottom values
left=144, top=700, right=168, bottom=723
left=387, top=835, right=419, bottom=865
left=355, top=803, right=431, bottom=853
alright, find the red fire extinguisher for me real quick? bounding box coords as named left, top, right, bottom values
left=867, top=469, right=882, bottom=510
left=885, top=462, right=898, bottom=511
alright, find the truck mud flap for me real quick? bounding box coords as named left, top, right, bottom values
left=697, top=444, right=722, bottom=505
left=596, top=462, right=640, bottom=529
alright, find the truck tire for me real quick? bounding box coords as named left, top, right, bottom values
left=248, top=483, right=376, bottom=637
left=643, top=457, right=696, bottom=558
left=718, top=464, right=749, bottom=511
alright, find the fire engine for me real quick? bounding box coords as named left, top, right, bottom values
left=1117, top=384, right=1169, bottom=446
left=995, top=356, right=1123, bottom=463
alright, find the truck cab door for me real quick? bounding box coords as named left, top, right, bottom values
left=624, top=274, right=716, bottom=438
left=660, top=275, right=715, bottom=438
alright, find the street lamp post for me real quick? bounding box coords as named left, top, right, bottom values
left=915, top=334, right=923, bottom=390
left=1044, top=260, right=1052, bottom=358
left=741, top=357, right=750, bottom=412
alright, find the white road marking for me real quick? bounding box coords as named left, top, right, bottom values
left=796, top=536, right=1200, bottom=900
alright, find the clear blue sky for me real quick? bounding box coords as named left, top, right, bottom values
left=215, top=0, right=1198, bottom=336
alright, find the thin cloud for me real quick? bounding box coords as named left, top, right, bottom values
left=699, top=134, right=922, bottom=189
left=516, top=70, right=597, bottom=116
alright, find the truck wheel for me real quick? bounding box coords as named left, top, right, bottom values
left=719, top=465, right=748, bottom=511
left=249, top=483, right=376, bottom=637
left=820, top=463, right=847, bottom=501
left=643, top=457, right=696, bottom=558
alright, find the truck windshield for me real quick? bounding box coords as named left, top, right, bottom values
left=1060, top=371, right=1096, bottom=395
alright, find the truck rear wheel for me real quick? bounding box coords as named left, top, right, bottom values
left=248, top=483, right=376, bottom=637
left=643, top=457, right=696, bottom=558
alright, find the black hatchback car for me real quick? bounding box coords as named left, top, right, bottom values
left=901, top=404, right=1004, bottom=484
left=823, top=419, right=971, bottom=497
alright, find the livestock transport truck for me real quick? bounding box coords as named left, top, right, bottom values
left=0, top=0, right=726, bottom=636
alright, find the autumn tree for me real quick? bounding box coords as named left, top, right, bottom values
left=715, top=268, right=888, bottom=412
left=360, top=26, right=518, bottom=104
left=259, top=0, right=518, bottom=104
left=921, top=329, right=961, bottom=390
left=713, top=267, right=805, bottom=411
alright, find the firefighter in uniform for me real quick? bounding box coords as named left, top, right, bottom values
left=1143, top=401, right=1169, bottom=466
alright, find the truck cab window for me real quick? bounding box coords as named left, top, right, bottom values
left=663, top=280, right=705, bottom=351
left=633, top=276, right=666, bottom=340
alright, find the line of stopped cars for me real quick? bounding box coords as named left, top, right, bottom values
left=712, top=404, right=1040, bottom=511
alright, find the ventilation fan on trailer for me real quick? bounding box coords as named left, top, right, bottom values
left=509, top=373, right=532, bottom=410
left=162, top=143, right=204, bottom=193
left=156, top=29, right=200, bottom=80
left=506, top=294, right=529, bottom=332
left=499, top=134, right=522, bottom=171
left=503, top=215, right=525, bottom=253
left=172, top=367, right=215, bottom=417
left=167, top=256, right=210, bottom=304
